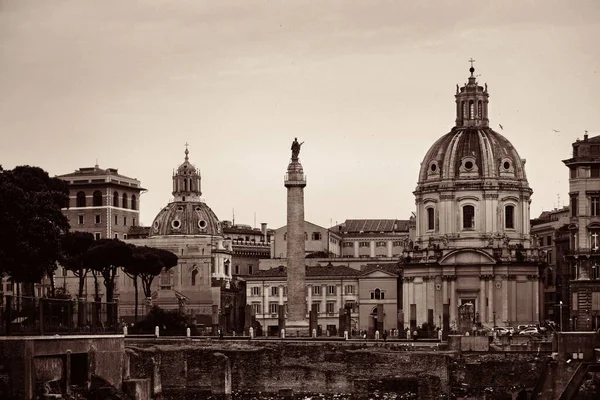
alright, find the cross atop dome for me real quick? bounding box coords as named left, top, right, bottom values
left=468, top=58, right=476, bottom=76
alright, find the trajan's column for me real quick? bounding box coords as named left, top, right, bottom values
left=284, top=138, right=309, bottom=335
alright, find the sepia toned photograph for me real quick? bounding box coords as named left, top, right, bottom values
left=1, top=0, right=599, bottom=399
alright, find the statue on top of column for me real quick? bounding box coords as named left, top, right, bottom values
left=291, top=137, right=304, bottom=160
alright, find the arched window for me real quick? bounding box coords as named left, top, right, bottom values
left=92, top=190, right=102, bottom=206
left=505, top=205, right=515, bottom=229
left=184, top=179, right=188, bottom=192
left=122, top=193, right=128, bottom=209
left=427, top=207, right=435, bottom=231
left=113, top=191, right=119, bottom=207
left=371, top=288, right=383, bottom=300
left=463, top=205, right=475, bottom=229
left=478, top=101, right=482, bottom=118
left=462, top=101, right=467, bottom=118
left=76, top=191, right=86, bottom=207
left=469, top=100, right=475, bottom=119
left=191, top=269, right=198, bottom=286
left=131, top=194, right=137, bottom=210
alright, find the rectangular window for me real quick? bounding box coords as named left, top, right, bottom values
left=251, top=287, right=261, bottom=296
left=592, top=145, right=600, bottom=156
left=343, top=242, right=353, bottom=248
left=248, top=265, right=253, bottom=275
left=327, top=285, right=336, bottom=295
left=271, top=286, right=278, bottom=296
left=592, top=197, right=600, bottom=216
left=393, top=241, right=402, bottom=246
left=359, top=242, right=369, bottom=248
left=94, top=232, right=101, bottom=240
left=313, top=285, right=321, bottom=295
left=345, top=301, right=357, bottom=312
left=160, top=271, right=171, bottom=290
left=123, top=234, right=127, bottom=240
left=251, top=302, right=261, bottom=315
left=123, top=216, right=127, bottom=225
left=592, top=292, right=600, bottom=311
left=78, top=215, right=84, bottom=225
left=114, top=233, right=118, bottom=239
left=312, top=302, right=321, bottom=313
left=571, top=196, right=578, bottom=217
left=572, top=293, right=578, bottom=310
left=463, top=205, right=475, bottom=229
left=312, top=232, right=322, bottom=241
left=592, top=166, right=600, bottom=178
left=326, top=302, right=335, bottom=314
left=269, top=302, right=279, bottom=314
left=547, top=236, right=552, bottom=246
left=570, top=168, right=577, bottom=179
left=283, top=286, right=288, bottom=296
left=345, top=284, right=355, bottom=295
left=505, top=205, right=514, bottom=229
left=95, top=214, right=101, bottom=224
left=376, top=241, right=386, bottom=247
left=114, top=215, right=118, bottom=225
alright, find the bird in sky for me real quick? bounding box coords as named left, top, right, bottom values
left=499, top=124, right=504, bottom=130
left=552, top=129, right=561, bottom=133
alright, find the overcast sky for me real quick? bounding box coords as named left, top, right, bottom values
left=1, top=0, right=599, bottom=229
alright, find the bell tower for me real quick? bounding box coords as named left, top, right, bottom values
left=455, top=59, right=490, bottom=128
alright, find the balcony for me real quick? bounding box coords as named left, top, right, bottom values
left=401, top=246, right=543, bottom=264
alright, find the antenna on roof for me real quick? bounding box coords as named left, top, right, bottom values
left=254, top=212, right=256, bottom=229
left=232, top=208, right=235, bottom=226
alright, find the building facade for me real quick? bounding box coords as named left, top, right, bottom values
left=400, top=65, right=544, bottom=333
left=563, top=133, right=600, bottom=331
left=245, top=264, right=398, bottom=336
left=223, top=222, right=273, bottom=277
left=270, top=220, right=342, bottom=259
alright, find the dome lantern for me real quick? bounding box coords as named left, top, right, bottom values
left=455, top=58, right=489, bottom=128
left=172, top=143, right=202, bottom=202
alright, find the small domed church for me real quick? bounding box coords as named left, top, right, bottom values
left=400, top=64, right=544, bottom=332
left=120, top=147, right=241, bottom=327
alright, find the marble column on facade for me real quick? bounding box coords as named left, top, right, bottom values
left=263, top=284, right=270, bottom=315
left=387, top=241, right=393, bottom=257
left=488, top=278, right=495, bottom=325
left=336, top=284, right=342, bottom=312
left=510, top=278, right=517, bottom=324
left=370, top=241, right=375, bottom=258
left=354, top=242, right=359, bottom=258
left=502, top=276, right=509, bottom=324
left=407, top=278, right=414, bottom=327
left=425, top=276, right=435, bottom=322
left=279, top=285, right=284, bottom=306
left=321, top=284, right=327, bottom=315
left=530, top=275, right=539, bottom=323
left=414, top=277, right=425, bottom=325
left=479, top=277, right=486, bottom=324
left=449, top=278, right=456, bottom=328
left=307, top=284, right=312, bottom=316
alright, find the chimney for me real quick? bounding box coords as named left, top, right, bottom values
left=261, top=222, right=267, bottom=242
left=584, top=130, right=589, bottom=141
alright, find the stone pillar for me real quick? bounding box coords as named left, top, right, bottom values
left=449, top=278, right=456, bottom=328
left=510, top=278, right=517, bottom=324
left=502, top=275, right=509, bottom=324
left=479, top=277, right=486, bottom=323
left=387, top=240, right=393, bottom=257
left=307, top=284, right=312, bottom=316
left=336, top=284, right=342, bottom=312
left=263, top=284, right=269, bottom=315
left=284, top=149, right=309, bottom=334
left=321, top=284, right=327, bottom=316
left=369, top=241, right=375, bottom=258
left=354, top=242, right=359, bottom=258
left=488, top=278, right=495, bottom=325
left=279, top=285, right=284, bottom=306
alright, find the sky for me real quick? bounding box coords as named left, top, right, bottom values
left=1, top=0, right=600, bottom=230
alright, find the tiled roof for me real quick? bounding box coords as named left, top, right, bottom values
left=361, top=263, right=399, bottom=276
left=248, top=265, right=361, bottom=279
left=335, top=219, right=410, bottom=233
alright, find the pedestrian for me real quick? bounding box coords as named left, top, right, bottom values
left=383, top=330, right=388, bottom=342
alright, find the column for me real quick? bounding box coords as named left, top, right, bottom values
left=510, top=278, right=517, bottom=324
left=407, top=279, right=414, bottom=327
left=336, top=284, right=342, bottom=312
left=502, top=276, right=509, bottom=324
left=307, top=284, right=312, bottom=315
left=279, top=285, right=284, bottom=306
left=387, top=240, right=393, bottom=257
left=403, top=278, right=409, bottom=329
left=369, top=241, right=375, bottom=258
left=414, top=277, right=425, bottom=325
left=532, top=277, right=539, bottom=323
left=479, top=277, right=486, bottom=323
left=321, top=284, right=327, bottom=315
left=449, top=278, right=456, bottom=328
left=354, top=242, right=359, bottom=258
left=442, top=278, right=448, bottom=305
left=488, top=278, right=495, bottom=325
left=263, top=284, right=270, bottom=315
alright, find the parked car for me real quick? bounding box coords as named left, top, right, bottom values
left=493, top=327, right=511, bottom=336
left=517, top=324, right=530, bottom=332
left=518, top=327, right=540, bottom=336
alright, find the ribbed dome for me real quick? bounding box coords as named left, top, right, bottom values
left=150, top=201, right=222, bottom=237
left=417, top=127, right=528, bottom=184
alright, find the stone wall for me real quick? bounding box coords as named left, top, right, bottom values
left=127, top=341, right=451, bottom=398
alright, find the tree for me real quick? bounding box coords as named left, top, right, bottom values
left=0, top=165, right=70, bottom=295
left=84, top=239, right=132, bottom=303
left=121, top=244, right=141, bottom=322
left=61, top=231, right=96, bottom=298
left=122, top=246, right=178, bottom=319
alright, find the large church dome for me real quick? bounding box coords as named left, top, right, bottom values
left=150, top=146, right=223, bottom=237
left=413, top=64, right=533, bottom=249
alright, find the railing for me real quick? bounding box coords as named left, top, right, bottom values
left=0, top=295, right=119, bottom=336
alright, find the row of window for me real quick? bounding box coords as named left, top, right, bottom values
left=77, top=214, right=136, bottom=226
left=425, top=204, right=515, bottom=231
left=461, top=99, right=485, bottom=120
left=283, top=232, right=322, bottom=241
left=250, top=284, right=356, bottom=297
left=342, top=240, right=404, bottom=248
left=251, top=301, right=358, bottom=315
left=76, top=191, right=137, bottom=210
left=570, top=195, right=600, bottom=217
left=570, top=165, right=600, bottom=179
